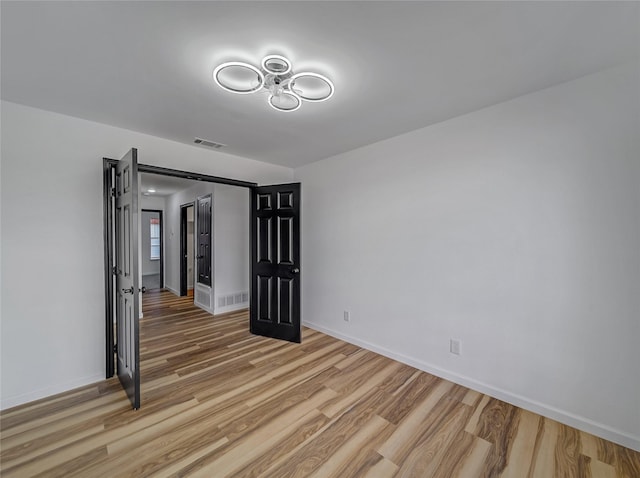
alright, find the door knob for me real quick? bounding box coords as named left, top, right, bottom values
left=141, top=286, right=147, bottom=293
left=291, top=267, right=300, bottom=274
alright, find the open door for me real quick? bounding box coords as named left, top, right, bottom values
left=251, top=183, right=301, bottom=343
left=114, top=148, right=141, bottom=409
left=196, top=194, right=212, bottom=287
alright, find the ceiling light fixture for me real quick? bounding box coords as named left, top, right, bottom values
left=213, top=54, right=334, bottom=112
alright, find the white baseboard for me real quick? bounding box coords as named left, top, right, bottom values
left=1, top=373, right=105, bottom=411
left=165, top=286, right=180, bottom=296
left=303, top=320, right=640, bottom=452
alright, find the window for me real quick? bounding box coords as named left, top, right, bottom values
left=150, top=218, right=160, bottom=260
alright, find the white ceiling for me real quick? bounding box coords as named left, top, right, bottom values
left=140, top=173, right=203, bottom=197
left=2, top=1, right=638, bottom=168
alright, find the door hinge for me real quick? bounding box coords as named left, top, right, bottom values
left=111, top=187, right=116, bottom=197
left=113, top=344, right=117, bottom=354
left=112, top=266, right=117, bottom=275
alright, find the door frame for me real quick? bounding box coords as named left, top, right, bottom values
left=103, top=158, right=117, bottom=378
left=141, top=209, right=164, bottom=290
left=104, top=161, right=257, bottom=379
left=179, top=202, right=194, bottom=296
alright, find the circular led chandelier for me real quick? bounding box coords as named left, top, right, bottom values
left=213, top=54, right=334, bottom=112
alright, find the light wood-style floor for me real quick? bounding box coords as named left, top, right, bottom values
left=1, top=290, right=638, bottom=477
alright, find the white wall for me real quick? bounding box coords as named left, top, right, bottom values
left=294, top=62, right=640, bottom=450
left=0, top=101, right=292, bottom=409
left=141, top=195, right=166, bottom=211
left=212, top=184, right=250, bottom=314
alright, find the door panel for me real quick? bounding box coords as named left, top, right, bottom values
left=114, top=148, right=140, bottom=409
left=251, top=183, right=301, bottom=343
left=278, top=217, right=294, bottom=264
left=196, top=195, right=212, bottom=287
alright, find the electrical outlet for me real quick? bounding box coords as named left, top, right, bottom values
left=343, top=310, right=350, bottom=322
left=450, top=339, right=461, bottom=355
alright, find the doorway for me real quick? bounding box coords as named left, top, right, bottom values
left=141, top=209, right=163, bottom=291
left=104, top=158, right=302, bottom=410
left=180, top=203, right=195, bottom=297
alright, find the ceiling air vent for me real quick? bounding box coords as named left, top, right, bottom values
left=194, top=137, right=226, bottom=149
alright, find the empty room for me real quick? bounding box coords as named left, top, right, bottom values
left=1, top=1, right=638, bottom=477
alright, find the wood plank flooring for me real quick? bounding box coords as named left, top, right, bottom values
left=1, top=290, right=638, bottom=477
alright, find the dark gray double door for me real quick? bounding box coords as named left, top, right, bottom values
left=107, top=149, right=301, bottom=410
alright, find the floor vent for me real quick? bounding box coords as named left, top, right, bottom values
left=218, top=291, right=249, bottom=308
left=196, top=289, right=210, bottom=307
left=194, top=137, right=226, bottom=149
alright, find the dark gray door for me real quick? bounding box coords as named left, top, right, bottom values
left=196, top=194, right=212, bottom=286
left=251, top=183, right=301, bottom=343
left=114, top=148, right=140, bottom=409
